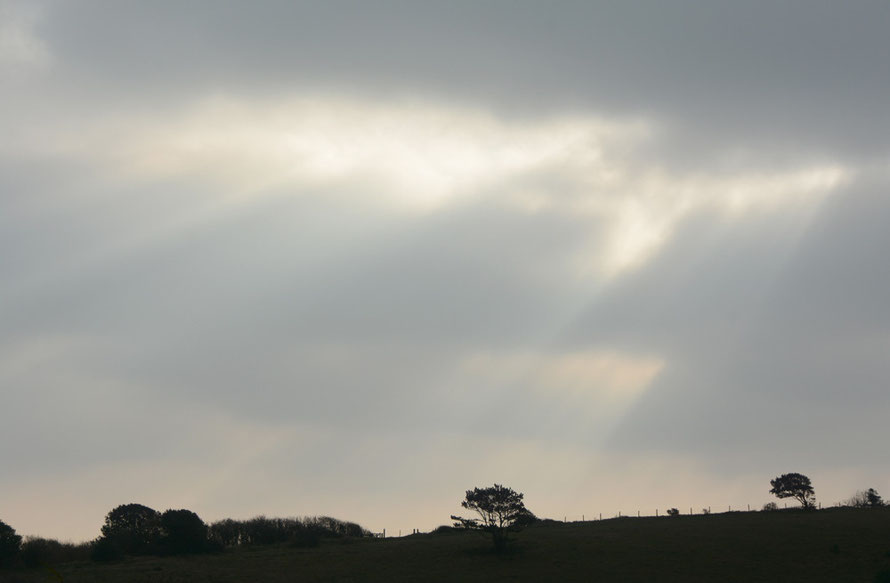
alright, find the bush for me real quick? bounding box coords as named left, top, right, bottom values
left=242, top=516, right=288, bottom=546
left=90, top=537, right=123, bottom=562
left=20, top=537, right=90, bottom=568
left=99, top=503, right=161, bottom=556
left=159, top=509, right=208, bottom=555
left=209, top=516, right=350, bottom=549
left=846, top=488, right=884, bottom=508
left=208, top=519, right=242, bottom=548
left=0, top=519, right=22, bottom=567
left=666, top=508, right=680, bottom=517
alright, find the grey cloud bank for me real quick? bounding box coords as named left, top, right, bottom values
left=1, top=0, right=889, bottom=541
left=38, top=1, right=890, bottom=155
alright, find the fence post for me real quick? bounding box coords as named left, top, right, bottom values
left=383, top=529, right=385, bottom=539
left=656, top=509, right=658, bottom=516
left=599, top=513, right=602, bottom=520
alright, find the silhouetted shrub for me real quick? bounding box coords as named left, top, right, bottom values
left=0, top=519, right=22, bottom=567
left=99, top=503, right=161, bottom=556
left=208, top=518, right=242, bottom=548
left=513, top=508, right=538, bottom=527
left=432, top=525, right=457, bottom=535
left=90, top=536, right=124, bottom=562
left=206, top=515, right=368, bottom=550
left=242, top=516, right=287, bottom=545
left=308, top=516, right=369, bottom=538
left=208, top=516, right=372, bottom=548
left=846, top=488, right=884, bottom=508
left=666, top=508, right=680, bottom=517
left=159, top=509, right=208, bottom=555
left=762, top=502, right=778, bottom=511
left=19, top=537, right=90, bottom=568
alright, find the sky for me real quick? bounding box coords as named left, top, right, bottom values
left=2, top=0, right=890, bottom=542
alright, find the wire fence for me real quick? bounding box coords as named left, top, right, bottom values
left=548, top=500, right=824, bottom=523
left=372, top=501, right=829, bottom=538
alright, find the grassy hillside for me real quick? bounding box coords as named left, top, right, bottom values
left=6, top=508, right=890, bottom=582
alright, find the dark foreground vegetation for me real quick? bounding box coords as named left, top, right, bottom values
left=0, top=503, right=369, bottom=576
left=3, top=507, right=890, bottom=582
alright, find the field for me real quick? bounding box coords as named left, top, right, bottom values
left=6, top=508, right=890, bottom=582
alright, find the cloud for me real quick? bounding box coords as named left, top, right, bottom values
left=35, top=1, right=890, bottom=157
left=3, top=0, right=890, bottom=542
left=0, top=0, right=51, bottom=70
left=4, top=94, right=851, bottom=289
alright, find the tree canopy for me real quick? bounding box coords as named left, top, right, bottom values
left=100, top=503, right=162, bottom=555
left=0, top=519, right=22, bottom=567
left=451, top=484, right=533, bottom=551
left=160, top=509, right=208, bottom=555
left=769, top=473, right=816, bottom=509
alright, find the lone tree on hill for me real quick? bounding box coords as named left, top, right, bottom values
left=769, top=473, right=816, bottom=509
left=451, top=484, right=532, bottom=551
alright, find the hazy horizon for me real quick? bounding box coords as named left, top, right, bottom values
left=2, top=0, right=890, bottom=543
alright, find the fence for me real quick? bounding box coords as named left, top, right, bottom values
left=557, top=501, right=823, bottom=523
left=373, top=501, right=828, bottom=537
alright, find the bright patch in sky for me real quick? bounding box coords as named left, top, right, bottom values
left=14, top=96, right=850, bottom=282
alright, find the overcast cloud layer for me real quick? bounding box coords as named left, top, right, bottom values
left=2, top=0, right=890, bottom=541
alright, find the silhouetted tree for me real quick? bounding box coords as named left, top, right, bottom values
left=100, top=503, right=161, bottom=555
left=666, top=508, right=680, bottom=517
left=451, top=484, right=529, bottom=551
left=207, top=515, right=365, bottom=549
left=0, top=519, right=22, bottom=567
left=847, top=488, right=885, bottom=508
left=769, top=473, right=815, bottom=509
left=208, top=518, right=242, bottom=548
left=159, top=509, right=208, bottom=555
